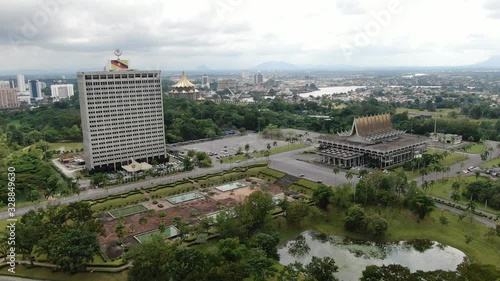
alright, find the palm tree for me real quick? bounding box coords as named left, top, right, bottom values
left=466, top=198, right=477, bottom=213
left=419, top=167, right=429, bottom=183
left=159, top=211, right=167, bottom=223
left=345, top=170, right=354, bottom=183
left=451, top=191, right=461, bottom=202
left=244, top=144, right=250, bottom=154
left=148, top=209, right=155, bottom=217
left=139, top=217, right=148, bottom=225
left=332, top=167, right=340, bottom=185
left=158, top=223, right=166, bottom=233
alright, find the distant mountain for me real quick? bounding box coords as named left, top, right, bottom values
left=469, top=56, right=500, bottom=69
left=252, top=61, right=298, bottom=71
left=195, top=64, right=212, bottom=71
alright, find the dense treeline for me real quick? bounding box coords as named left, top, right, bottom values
left=463, top=180, right=500, bottom=210
left=0, top=202, right=103, bottom=273
left=2, top=93, right=500, bottom=151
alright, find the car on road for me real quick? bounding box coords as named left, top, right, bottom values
left=299, top=174, right=304, bottom=177
left=463, top=170, right=469, bottom=174
left=316, top=180, right=323, bottom=183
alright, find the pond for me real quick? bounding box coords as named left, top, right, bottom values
left=278, top=231, right=466, bottom=281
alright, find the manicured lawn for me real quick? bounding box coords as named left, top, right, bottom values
left=466, top=143, right=486, bottom=154
left=48, top=142, right=84, bottom=152
left=0, top=265, right=128, bottom=281
left=91, top=193, right=147, bottom=212
left=108, top=204, right=148, bottom=218
left=480, top=157, right=500, bottom=168
left=223, top=143, right=309, bottom=163
left=439, top=152, right=468, bottom=167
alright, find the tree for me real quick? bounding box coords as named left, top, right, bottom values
left=365, top=215, right=389, bottom=236
left=250, top=232, right=280, bottom=260
left=126, top=235, right=172, bottom=281
left=408, top=193, right=436, bottom=219
left=344, top=205, right=366, bottom=233
left=159, top=211, right=167, bottom=223
left=267, top=143, right=271, bottom=150
left=139, top=217, right=148, bottom=225
left=332, top=167, right=340, bottom=185
left=42, top=227, right=100, bottom=273
left=312, top=185, right=333, bottom=210
left=115, top=220, right=126, bottom=246
left=345, top=170, right=354, bottom=183
left=244, top=143, right=250, bottom=154
left=273, top=141, right=278, bottom=147
left=286, top=201, right=310, bottom=226
left=279, top=257, right=339, bottom=281
left=148, top=209, right=155, bottom=217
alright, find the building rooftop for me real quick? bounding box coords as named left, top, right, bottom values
left=172, top=72, right=195, bottom=88
left=318, top=133, right=429, bottom=153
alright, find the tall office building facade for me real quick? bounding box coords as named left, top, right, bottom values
left=17, top=74, right=26, bottom=91
left=0, top=89, right=19, bottom=109
left=77, top=70, right=167, bottom=171
left=242, top=70, right=249, bottom=80
left=28, top=80, right=42, bottom=99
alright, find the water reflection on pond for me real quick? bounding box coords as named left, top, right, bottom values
left=279, top=231, right=466, bottom=281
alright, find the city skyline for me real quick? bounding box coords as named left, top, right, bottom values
left=1, top=0, right=500, bottom=73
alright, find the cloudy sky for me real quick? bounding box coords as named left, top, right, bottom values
left=0, top=0, right=499, bottom=72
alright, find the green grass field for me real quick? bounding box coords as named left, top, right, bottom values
left=48, top=142, right=84, bottom=152
left=480, top=157, right=500, bottom=168
left=466, top=143, right=486, bottom=154
left=135, top=227, right=178, bottom=243
left=439, top=152, right=468, bottom=167
left=91, top=193, right=147, bottom=212
left=108, top=204, right=148, bottom=218
left=396, top=108, right=459, bottom=118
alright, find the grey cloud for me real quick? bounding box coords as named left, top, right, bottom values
left=336, top=0, right=365, bottom=15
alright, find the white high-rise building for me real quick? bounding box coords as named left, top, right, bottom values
left=51, top=84, right=74, bottom=101
left=0, top=81, right=10, bottom=89
left=242, top=70, right=249, bottom=80
left=201, top=74, right=209, bottom=87
left=77, top=70, right=167, bottom=171
left=17, top=74, right=26, bottom=91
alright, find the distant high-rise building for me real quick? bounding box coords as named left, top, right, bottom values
left=242, top=70, right=249, bottom=80
left=217, top=79, right=238, bottom=91
left=77, top=69, right=166, bottom=171
left=0, top=89, right=19, bottom=108
left=201, top=74, right=209, bottom=87
left=51, top=84, right=74, bottom=101
left=0, top=81, right=10, bottom=89
left=28, top=80, right=42, bottom=99
left=17, top=74, right=26, bottom=91
left=254, top=72, right=263, bottom=85
left=9, top=80, right=15, bottom=89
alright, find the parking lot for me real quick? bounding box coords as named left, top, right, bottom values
left=178, top=130, right=320, bottom=161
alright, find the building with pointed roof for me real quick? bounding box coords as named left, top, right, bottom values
left=168, top=72, right=201, bottom=100
left=316, top=113, right=429, bottom=168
